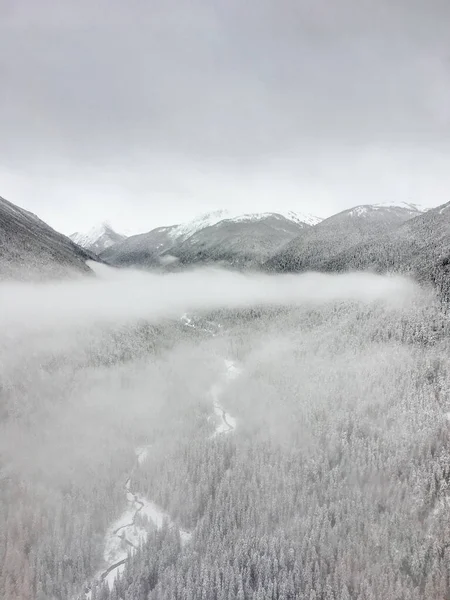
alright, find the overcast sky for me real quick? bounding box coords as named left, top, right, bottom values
left=1, top=0, right=450, bottom=235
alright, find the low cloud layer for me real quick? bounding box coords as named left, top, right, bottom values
left=0, top=265, right=422, bottom=335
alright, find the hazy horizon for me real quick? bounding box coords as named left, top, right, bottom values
left=1, top=0, right=450, bottom=234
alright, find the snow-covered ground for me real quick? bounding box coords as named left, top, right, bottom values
left=82, top=317, right=241, bottom=599
left=70, top=222, right=127, bottom=251
left=84, top=446, right=191, bottom=598
left=166, top=209, right=321, bottom=243
left=135, top=445, right=151, bottom=465
left=227, top=211, right=321, bottom=226
left=211, top=359, right=241, bottom=437
left=181, top=313, right=223, bottom=337
left=348, top=203, right=423, bottom=218
left=212, top=400, right=237, bottom=435
left=181, top=313, right=195, bottom=329
left=179, top=313, right=240, bottom=436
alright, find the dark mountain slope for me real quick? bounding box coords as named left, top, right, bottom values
left=101, top=213, right=311, bottom=270
left=321, top=202, right=450, bottom=295
left=265, top=204, right=421, bottom=272
left=0, top=196, right=97, bottom=280
left=99, top=211, right=237, bottom=268
left=166, top=214, right=309, bottom=268
left=99, top=226, right=177, bottom=267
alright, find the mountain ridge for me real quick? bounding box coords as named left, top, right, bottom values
left=100, top=210, right=318, bottom=269
left=319, top=201, right=450, bottom=298
left=265, top=203, right=422, bottom=273
left=0, top=196, right=98, bottom=280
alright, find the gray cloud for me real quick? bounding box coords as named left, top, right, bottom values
left=1, top=0, right=450, bottom=232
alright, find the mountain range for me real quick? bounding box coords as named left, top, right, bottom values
left=100, top=211, right=319, bottom=269
left=4, top=194, right=450, bottom=299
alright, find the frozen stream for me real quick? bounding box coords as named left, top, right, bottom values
left=211, top=359, right=241, bottom=436
left=82, top=350, right=240, bottom=597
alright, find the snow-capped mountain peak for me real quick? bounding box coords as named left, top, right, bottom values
left=372, top=201, right=425, bottom=212
left=218, top=211, right=321, bottom=226
left=166, top=209, right=320, bottom=241
left=277, top=210, right=322, bottom=226
left=167, top=210, right=231, bottom=242
left=70, top=222, right=127, bottom=254
left=347, top=202, right=424, bottom=218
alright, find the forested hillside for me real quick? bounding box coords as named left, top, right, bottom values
left=0, top=196, right=97, bottom=280
left=99, top=227, right=179, bottom=268
left=265, top=205, right=421, bottom=273
left=101, top=213, right=311, bottom=270
left=2, top=270, right=450, bottom=600
left=321, top=202, right=450, bottom=299
left=93, top=298, right=450, bottom=600
left=165, top=214, right=308, bottom=269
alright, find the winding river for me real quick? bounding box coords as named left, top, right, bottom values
left=83, top=357, right=240, bottom=598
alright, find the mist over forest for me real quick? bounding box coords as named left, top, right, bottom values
left=2, top=264, right=450, bottom=600
left=3, top=0, right=450, bottom=597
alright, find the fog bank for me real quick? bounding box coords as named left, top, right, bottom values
left=0, top=264, right=422, bottom=333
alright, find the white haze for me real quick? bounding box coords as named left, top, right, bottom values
left=0, top=264, right=420, bottom=334
left=0, top=267, right=427, bottom=488
left=2, top=266, right=449, bottom=600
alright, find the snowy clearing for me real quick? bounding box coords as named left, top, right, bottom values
left=83, top=445, right=191, bottom=598
left=211, top=359, right=242, bottom=437
left=135, top=445, right=151, bottom=465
